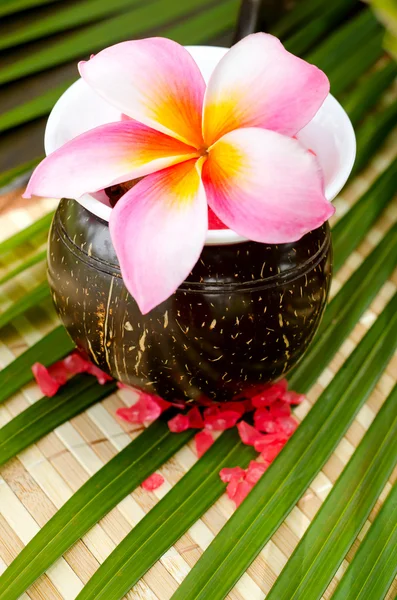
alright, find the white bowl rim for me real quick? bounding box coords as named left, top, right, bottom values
left=44, top=44, right=356, bottom=246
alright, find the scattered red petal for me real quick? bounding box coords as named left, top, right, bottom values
left=233, top=480, right=254, bottom=507
left=63, top=351, right=89, bottom=374
left=116, top=394, right=162, bottom=423
left=205, top=410, right=241, bottom=431
left=226, top=477, right=240, bottom=499
left=203, top=405, right=221, bottom=419
left=86, top=363, right=113, bottom=384
left=281, top=390, right=306, bottom=405
left=253, top=409, right=278, bottom=433
left=269, top=399, right=291, bottom=419
left=187, top=406, right=204, bottom=429
left=245, top=460, right=268, bottom=485
left=260, top=442, right=285, bottom=463
left=237, top=421, right=266, bottom=446
left=195, top=430, right=214, bottom=458
left=275, top=416, right=299, bottom=436
left=141, top=473, right=165, bottom=491
left=224, top=400, right=252, bottom=415
left=140, top=392, right=171, bottom=412
left=168, top=413, right=190, bottom=432
left=62, top=351, right=112, bottom=384
left=47, top=361, right=69, bottom=385
left=251, top=379, right=288, bottom=408
left=254, top=432, right=288, bottom=452
left=32, top=363, right=61, bottom=397
left=219, top=466, right=246, bottom=483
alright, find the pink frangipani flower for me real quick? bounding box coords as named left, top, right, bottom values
left=24, top=34, right=333, bottom=313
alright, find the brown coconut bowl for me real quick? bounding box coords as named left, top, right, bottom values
left=48, top=198, right=332, bottom=403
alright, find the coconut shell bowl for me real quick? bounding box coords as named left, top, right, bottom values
left=42, top=45, right=355, bottom=404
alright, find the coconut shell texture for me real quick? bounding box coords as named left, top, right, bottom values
left=48, top=199, right=332, bottom=403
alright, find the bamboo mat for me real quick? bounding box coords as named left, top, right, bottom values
left=0, top=132, right=396, bottom=600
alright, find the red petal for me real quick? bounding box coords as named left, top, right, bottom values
left=32, top=363, right=61, bottom=397
left=195, top=430, right=214, bottom=458
left=168, top=413, right=190, bottom=432
left=48, top=361, right=69, bottom=385
left=260, top=442, right=285, bottom=463
left=281, top=390, right=306, bottom=405
left=251, top=379, right=288, bottom=407
left=63, top=351, right=89, bottom=374
left=253, top=409, right=278, bottom=433
left=226, top=477, right=240, bottom=499
left=219, top=466, right=246, bottom=483
left=204, top=410, right=241, bottom=431
left=224, top=400, right=251, bottom=415
left=139, top=392, right=171, bottom=412
left=237, top=421, right=266, bottom=446
left=269, top=399, right=291, bottom=418
left=233, top=480, right=254, bottom=507
left=254, top=432, right=288, bottom=452
left=116, top=406, right=141, bottom=423
left=275, top=416, right=299, bottom=436
left=187, top=406, right=204, bottom=429
left=203, top=405, right=221, bottom=419
left=116, top=394, right=162, bottom=423
left=86, top=363, right=113, bottom=384
left=141, top=473, right=165, bottom=491
left=245, top=460, right=268, bottom=485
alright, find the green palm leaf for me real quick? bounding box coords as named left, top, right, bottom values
left=266, top=383, right=397, bottom=599
left=370, top=0, right=397, bottom=60
left=271, top=0, right=342, bottom=39
left=171, top=293, right=397, bottom=600
left=0, top=417, right=194, bottom=600
left=0, top=157, right=42, bottom=192
left=0, top=280, right=52, bottom=330
left=353, top=100, right=397, bottom=175
left=306, top=9, right=382, bottom=74
left=0, top=325, right=74, bottom=405
left=0, top=376, right=117, bottom=466
left=332, top=158, right=397, bottom=271
left=283, top=0, right=358, bottom=57
left=0, top=0, right=61, bottom=18
left=0, top=211, right=53, bottom=256
left=0, top=0, right=149, bottom=51
left=0, top=249, right=46, bottom=286
left=0, top=0, right=239, bottom=86
left=333, top=477, right=397, bottom=600
left=75, top=429, right=256, bottom=600
left=342, top=60, right=397, bottom=126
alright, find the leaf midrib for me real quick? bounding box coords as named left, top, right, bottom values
left=190, top=309, right=396, bottom=599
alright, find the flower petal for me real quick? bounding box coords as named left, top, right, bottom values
left=109, top=159, right=207, bottom=314
left=202, top=127, right=334, bottom=244
left=24, top=120, right=198, bottom=200
left=203, top=32, right=329, bottom=145
left=79, top=38, right=205, bottom=147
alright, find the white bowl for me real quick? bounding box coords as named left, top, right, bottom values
left=45, top=45, right=356, bottom=246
